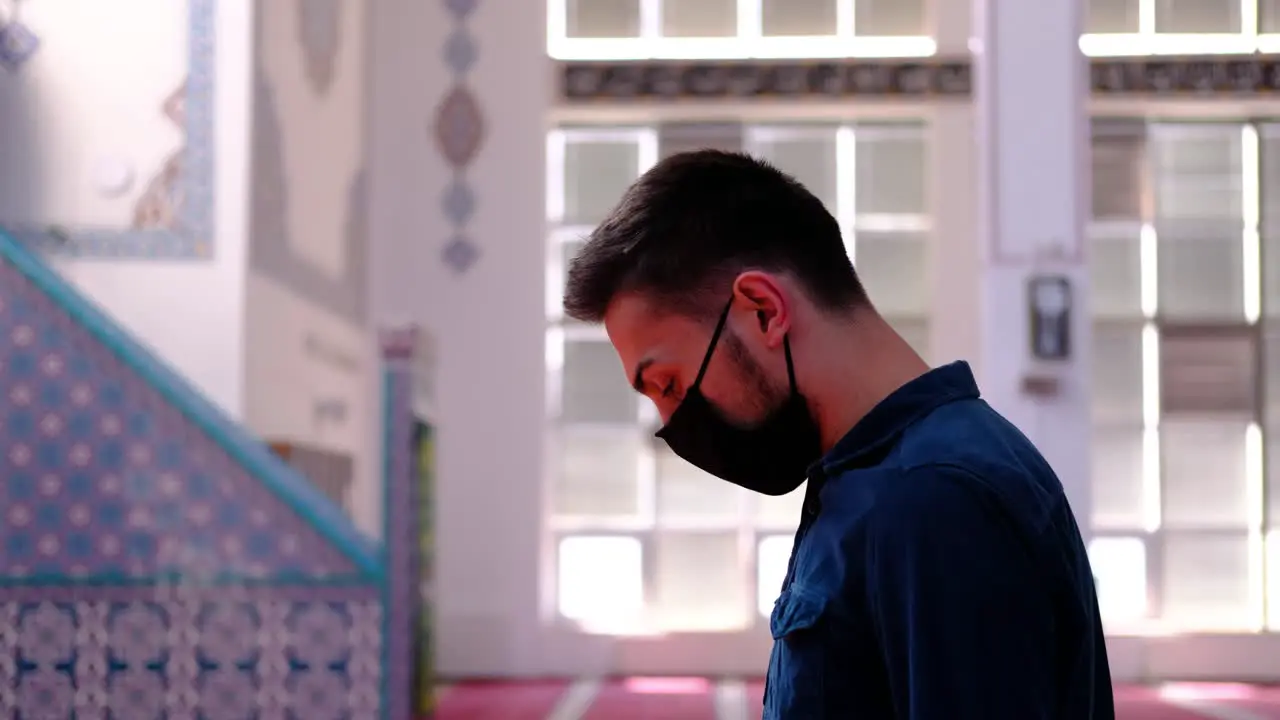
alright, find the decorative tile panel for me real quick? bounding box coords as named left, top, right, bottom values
left=3, top=0, right=217, bottom=260
left=0, top=233, right=378, bottom=581
left=0, top=587, right=384, bottom=719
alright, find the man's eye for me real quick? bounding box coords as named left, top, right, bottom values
left=660, top=383, right=677, bottom=399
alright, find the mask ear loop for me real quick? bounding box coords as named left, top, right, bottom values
left=692, top=299, right=734, bottom=389
left=782, top=335, right=798, bottom=392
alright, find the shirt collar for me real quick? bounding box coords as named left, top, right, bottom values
left=815, top=361, right=981, bottom=475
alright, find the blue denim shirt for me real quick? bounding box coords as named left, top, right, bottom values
left=763, top=362, right=1113, bottom=719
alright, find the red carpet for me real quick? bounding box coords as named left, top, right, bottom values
left=581, top=677, right=717, bottom=719
left=434, top=680, right=570, bottom=719
left=431, top=678, right=1280, bottom=718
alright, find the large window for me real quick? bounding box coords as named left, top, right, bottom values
left=545, top=122, right=929, bottom=633
left=548, top=0, right=935, bottom=59
left=1084, top=0, right=1280, bottom=54
left=1088, top=120, right=1275, bottom=632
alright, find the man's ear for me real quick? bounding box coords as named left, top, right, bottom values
left=732, top=271, right=790, bottom=348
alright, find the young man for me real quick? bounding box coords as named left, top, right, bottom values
left=562, top=150, right=1114, bottom=719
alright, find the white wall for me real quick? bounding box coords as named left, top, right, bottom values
left=368, top=0, right=550, bottom=675
left=3, top=0, right=253, bottom=416
left=241, top=0, right=378, bottom=534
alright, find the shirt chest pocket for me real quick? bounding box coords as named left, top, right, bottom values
left=764, top=587, right=830, bottom=719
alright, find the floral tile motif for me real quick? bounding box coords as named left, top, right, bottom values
left=0, top=590, right=384, bottom=719
left=0, top=249, right=357, bottom=580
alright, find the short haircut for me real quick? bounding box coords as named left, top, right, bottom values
left=562, top=149, right=868, bottom=324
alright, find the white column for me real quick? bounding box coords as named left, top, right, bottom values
left=972, top=0, right=1093, bottom=532
left=368, top=0, right=550, bottom=676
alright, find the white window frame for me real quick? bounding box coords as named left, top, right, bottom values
left=1081, top=0, right=1280, bottom=55
left=546, top=0, right=937, bottom=60
left=1088, top=120, right=1269, bottom=635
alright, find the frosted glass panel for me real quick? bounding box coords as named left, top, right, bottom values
left=1154, top=0, right=1240, bottom=33
left=1161, top=420, right=1251, bottom=530
left=1089, top=235, right=1143, bottom=319
left=562, top=138, right=641, bottom=226
left=1091, top=427, right=1147, bottom=530
left=561, top=338, right=636, bottom=423
left=1152, top=127, right=1242, bottom=222
left=749, top=129, right=839, bottom=211
left=1091, top=323, right=1145, bottom=425
left=558, top=536, right=644, bottom=626
left=566, top=0, right=641, bottom=37
left=1087, top=0, right=1141, bottom=32
left=1157, top=231, right=1245, bottom=321
left=1269, top=531, right=1280, bottom=629
left=662, top=0, right=737, bottom=36
left=551, top=428, right=643, bottom=518
left=1266, top=325, right=1280, bottom=525
left=756, top=482, right=806, bottom=530
left=1265, top=0, right=1280, bottom=33
left=855, top=130, right=927, bottom=216
left=1267, top=234, right=1280, bottom=318
left=854, top=233, right=929, bottom=317
left=656, top=447, right=745, bottom=524
left=653, top=532, right=749, bottom=630
left=762, top=0, right=838, bottom=35
left=1088, top=537, right=1148, bottom=622
left=855, top=0, right=927, bottom=35
left=1161, top=532, right=1254, bottom=630
left=1091, top=131, right=1145, bottom=220
left=757, top=535, right=794, bottom=616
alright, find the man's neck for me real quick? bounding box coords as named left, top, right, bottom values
left=806, top=313, right=930, bottom=453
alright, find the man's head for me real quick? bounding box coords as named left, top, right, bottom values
left=562, top=149, right=871, bottom=428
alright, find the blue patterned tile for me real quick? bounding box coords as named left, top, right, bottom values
left=443, top=29, right=477, bottom=74
left=442, top=235, right=481, bottom=275
left=442, top=179, right=476, bottom=225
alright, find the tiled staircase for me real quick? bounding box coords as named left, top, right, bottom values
left=0, top=230, right=417, bottom=718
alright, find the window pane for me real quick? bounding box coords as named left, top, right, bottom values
left=1089, top=234, right=1143, bottom=319
left=855, top=0, right=927, bottom=35
left=1266, top=233, right=1280, bottom=318
left=1092, top=426, right=1148, bottom=530
left=566, top=0, right=641, bottom=37
left=1088, top=537, right=1148, bottom=622
left=1091, top=125, right=1146, bottom=221
left=1087, top=0, right=1141, bottom=32
left=757, top=535, right=794, bottom=616
left=1152, top=125, right=1243, bottom=223
left=1264, top=0, right=1280, bottom=33
left=1265, top=324, right=1280, bottom=525
left=1159, top=328, right=1257, bottom=416
left=1157, top=230, right=1245, bottom=321
left=756, top=483, right=806, bottom=530
left=1161, top=532, right=1254, bottom=630
left=656, top=446, right=746, bottom=525
left=662, top=0, right=737, bottom=37
left=887, top=316, right=930, bottom=362
left=856, top=128, right=927, bottom=216
left=560, top=337, right=636, bottom=423
left=1092, top=322, right=1145, bottom=425
left=562, top=136, right=642, bottom=226
left=653, top=532, right=749, bottom=630
left=1154, top=0, right=1241, bottom=33
left=1162, top=419, right=1252, bottom=530
left=855, top=232, right=929, bottom=317
left=1260, top=125, right=1280, bottom=225
left=762, top=0, right=838, bottom=35
left=748, top=127, right=839, bottom=211
left=659, top=122, right=743, bottom=159
left=551, top=428, right=643, bottom=517
left=558, top=535, right=644, bottom=626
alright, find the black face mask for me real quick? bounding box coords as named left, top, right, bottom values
left=655, top=301, right=823, bottom=496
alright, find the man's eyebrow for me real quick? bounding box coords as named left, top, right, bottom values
left=631, top=358, right=655, bottom=393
